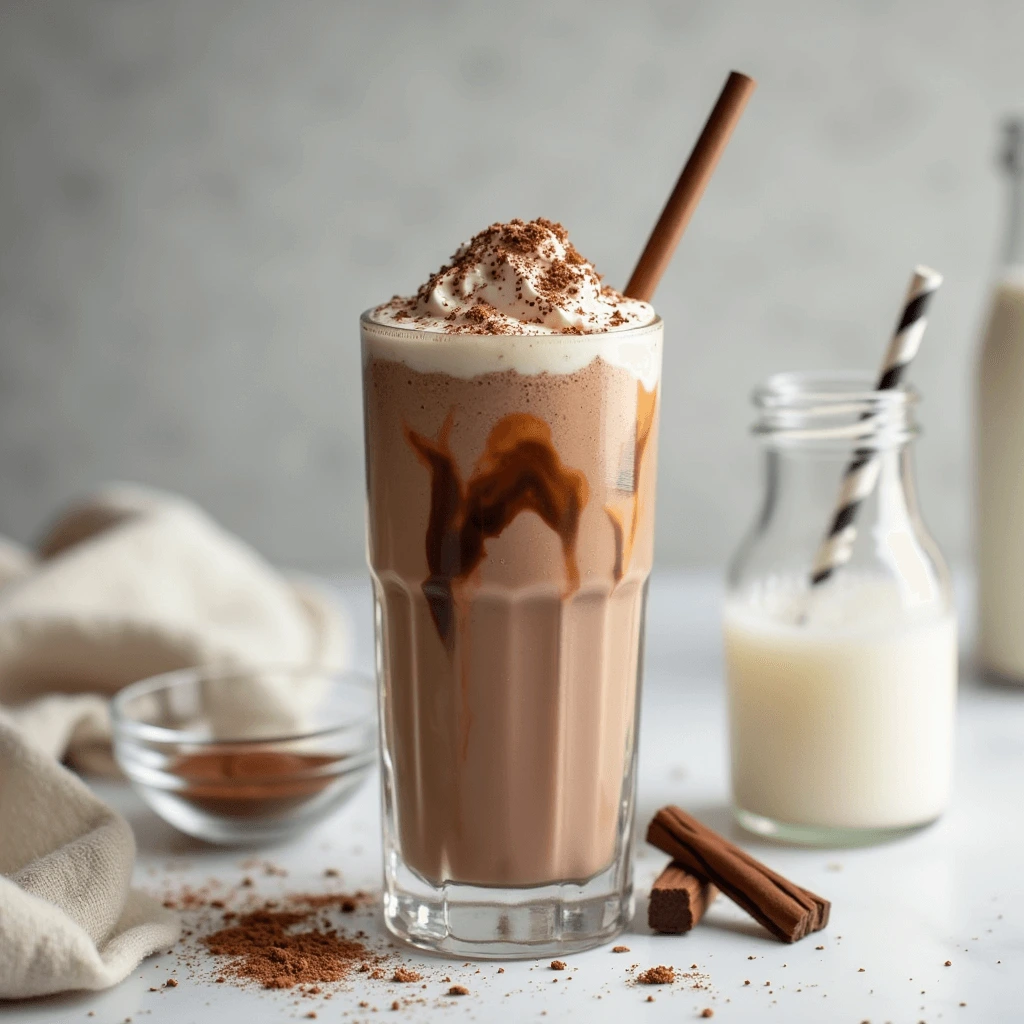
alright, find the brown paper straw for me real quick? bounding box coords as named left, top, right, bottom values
left=625, top=71, right=756, bottom=302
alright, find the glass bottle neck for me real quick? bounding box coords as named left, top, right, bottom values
left=732, top=372, right=947, bottom=608
left=1003, top=167, right=1024, bottom=267
left=1001, top=119, right=1024, bottom=269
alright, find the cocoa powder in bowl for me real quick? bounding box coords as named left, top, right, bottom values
left=169, top=750, right=337, bottom=818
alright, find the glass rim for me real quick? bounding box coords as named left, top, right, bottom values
left=751, top=370, right=920, bottom=445
left=753, top=369, right=920, bottom=409
left=111, top=665, right=376, bottom=747
left=359, top=308, right=663, bottom=343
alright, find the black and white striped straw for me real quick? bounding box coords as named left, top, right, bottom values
left=809, top=265, right=943, bottom=588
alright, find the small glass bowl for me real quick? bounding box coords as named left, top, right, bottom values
left=112, top=665, right=376, bottom=845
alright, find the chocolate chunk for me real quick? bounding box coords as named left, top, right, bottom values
left=648, top=861, right=717, bottom=934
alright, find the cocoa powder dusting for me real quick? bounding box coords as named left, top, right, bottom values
left=289, top=891, right=370, bottom=912
left=201, top=908, right=370, bottom=989
left=376, top=218, right=648, bottom=335
left=151, top=878, right=470, bottom=1006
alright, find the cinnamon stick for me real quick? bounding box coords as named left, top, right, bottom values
left=646, top=806, right=830, bottom=943
left=648, top=861, right=717, bottom=934
left=624, top=70, right=756, bottom=302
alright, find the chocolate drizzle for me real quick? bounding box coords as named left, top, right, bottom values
left=605, top=382, right=658, bottom=581
left=405, top=411, right=589, bottom=649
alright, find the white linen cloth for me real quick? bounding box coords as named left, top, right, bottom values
left=0, top=484, right=350, bottom=998
left=0, top=715, right=180, bottom=998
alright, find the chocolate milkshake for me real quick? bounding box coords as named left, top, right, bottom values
left=362, top=219, right=662, bottom=955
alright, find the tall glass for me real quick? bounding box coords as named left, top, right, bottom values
left=360, top=313, right=662, bottom=958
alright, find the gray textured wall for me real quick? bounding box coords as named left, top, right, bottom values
left=1, top=0, right=1020, bottom=572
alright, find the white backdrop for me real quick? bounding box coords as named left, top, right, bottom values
left=1, top=0, right=1020, bottom=571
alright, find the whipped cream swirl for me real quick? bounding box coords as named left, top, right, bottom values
left=371, top=218, right=654, bottom=335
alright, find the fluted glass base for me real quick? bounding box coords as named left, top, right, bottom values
left=382, top=855, right=633, bottom=959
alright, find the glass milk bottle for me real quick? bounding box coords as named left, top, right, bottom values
left=725, top=372, right=958, bottom=845
left=977, top=118, right=1024, bottom=683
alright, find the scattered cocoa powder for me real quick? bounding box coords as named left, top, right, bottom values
left=637, top=966, right=675, bottom=985
left=144, top=878, right=468, bottom=1007
left=287, top=891, right=370, bottom=912
left=201, top=907, right=372, bottom=989
left=163, top=886, right=213, bottom=911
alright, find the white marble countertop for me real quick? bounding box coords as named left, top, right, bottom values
left=9, top=572, right=1022, bottom=1024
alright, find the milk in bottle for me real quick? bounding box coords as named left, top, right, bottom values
left=977, top=119, right=1024, bottom=682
